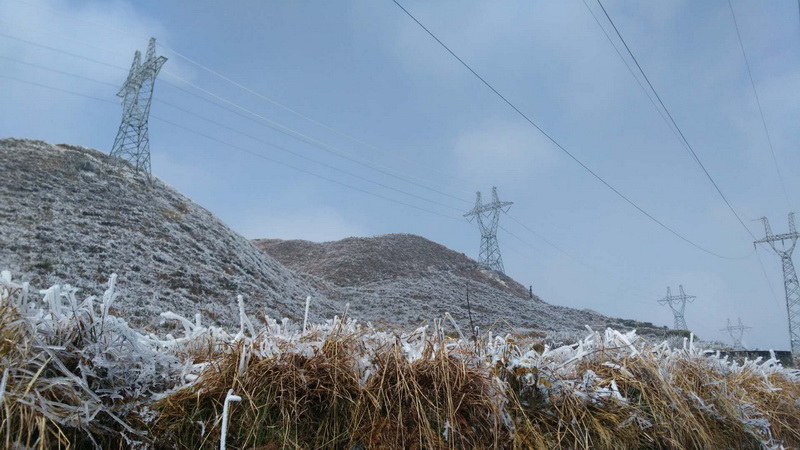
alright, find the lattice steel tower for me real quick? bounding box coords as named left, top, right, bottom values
left=658, top=285, right=695, bottom=330
left=754, top=213, right=800, bottom=358
left=464, top=187, right=513, bottom=274
left=111, top=38, right=167, bottom=179
left=721, top=318, right=751, bottom=350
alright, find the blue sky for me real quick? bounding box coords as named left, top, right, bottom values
left=1, top=0, right=799, bottom=350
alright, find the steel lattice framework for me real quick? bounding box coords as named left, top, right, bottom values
left=754, top=213, right=800, bottom=358
left=464, top=187, right=513, bottom=274
left=658, top=285, right=695, bottom=331
left=110, top=38, right=167, bottom=180
left=721, top=317, right=751, bottom=350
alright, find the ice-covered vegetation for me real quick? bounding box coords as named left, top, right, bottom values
left=1, top=272, right=798, bottom=449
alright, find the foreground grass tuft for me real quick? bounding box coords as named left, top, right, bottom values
left=1, top=272, right=798, bottom=449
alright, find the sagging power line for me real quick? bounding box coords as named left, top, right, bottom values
left=391, top=0, right=746, bottom=260
left=0, top=30, right=473, bottom=206
left=593, top=0, right=756, bottom=242
left=726, top=0, right=791, bottom=208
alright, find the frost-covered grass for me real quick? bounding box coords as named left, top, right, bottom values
left=0, top=272, right=798, bottom=449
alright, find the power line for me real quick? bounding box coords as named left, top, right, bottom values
left=158, top=46, right=479, bottom=192
left=581, top=0, right=783, bottom=315
left=0, top=31, right=125, bottom=70
left=391, top=0, right=744, bottom=260
left=0, top=49, right=467, bottom=212
left=0, top=54, right=117, bottom=87
left=154, top=97, right=464, bottom=211
left=0, top=73, right=464, bottom=222
left=0, top=55, right=463, bottom=212
left=3, top=0, right=479, bottom=194
left=594, top=0, right=757, bottom=241
left=726, top=0, right=791, bottom=208
left=0, top=30, right=473, bottom=206
left=506, top=213, right=659, bottom=297
left=0, top=29, right=473, bottom=204
left=579, top=0, right=693, bottom=161
left=157, top=72, right=472, bottom=205
left=5, top=45, right=695, bottom=299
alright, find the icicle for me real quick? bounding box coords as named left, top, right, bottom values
left=21, top=281, right=29, bottom=306
left=102, top=274, right=118, bottom=318
left=236, top=295, right=256, bottom=340
left=303, top=296, right=311, bottom=334
left=0, top=368, right=8, bottom=405
left=445, top=312, right=466, bottom=342
left=220, top=389, right=242, bottom=450
left=238, top=345, right=248, bottom=376
left=50, top=285, right=61, bottom=316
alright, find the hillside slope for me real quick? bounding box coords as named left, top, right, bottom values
left=255, top=235, right=657, bottom=336
left=0, top=138, right=336, bottom=328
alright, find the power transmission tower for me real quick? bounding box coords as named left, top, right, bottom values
left=464, top=187, right=513, bottom=274
left=721, top=318, right=751, bottom=350
left=657, top=285, right=695, bottom=330
left=110, top=38, right=167, bottom=180
left=754, top=213, right=800, bottom=358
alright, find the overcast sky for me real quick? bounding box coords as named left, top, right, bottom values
left=1, top=0, right=799, bottom=349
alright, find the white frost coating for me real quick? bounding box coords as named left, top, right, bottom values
left=0, top=368, right=8, bottom=405
left=235, top=295, right=256, bottom=342
left=238, top=345, right=248, bottom=376
left=102, top=274, right=118, bottom=319
left=220, top=389, right=242, bottom=450
left=445, top=312, right=466, bottom=343
left=161, top=311, right=195, bottom=334
left=1, top=270, right=799, bottom=448
left=303, top=296, right=311, bottom=334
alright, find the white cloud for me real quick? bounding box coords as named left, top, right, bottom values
left=234, top=207, right=368, bottom=243
left=0, top=0, right=180, bottom=84
left=450, top=119, right=556, bottom=185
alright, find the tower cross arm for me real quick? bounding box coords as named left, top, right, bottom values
left=754, top=232, right=800, bottom=245
left=469, top=200, right=514, bottom=215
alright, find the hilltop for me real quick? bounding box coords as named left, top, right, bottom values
left=0, top=138, right=338, bottom=328
left=255, top=235, right=658, bottom=336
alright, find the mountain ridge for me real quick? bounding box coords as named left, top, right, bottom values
left=254, top=234, right=657, bottom=336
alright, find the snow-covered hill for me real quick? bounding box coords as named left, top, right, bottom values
left=0, top=138, right=338, bottom=329
left=255, top=235, right=660, bottom=336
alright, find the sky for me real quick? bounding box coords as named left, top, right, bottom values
left=1, top=0, right=799, bottom=350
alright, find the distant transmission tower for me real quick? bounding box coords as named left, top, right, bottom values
left=657, top=285, right=695, bottom=330
left=464, top=187, right=513, bottom=274
left=110, top=38, right=167, bottom=180
left=721, top=318, right=751, bottom=350
left=754, top=213, right=800, bottom=358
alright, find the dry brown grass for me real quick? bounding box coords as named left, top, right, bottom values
left=1, top=279, right=799, bottom=449
left=150, top=336, right=506, bottom=449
